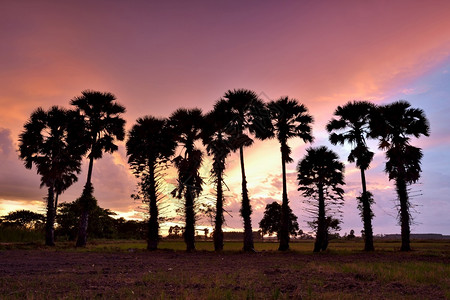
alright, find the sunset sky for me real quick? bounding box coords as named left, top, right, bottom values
left=1, top=1, right=450, bottom=236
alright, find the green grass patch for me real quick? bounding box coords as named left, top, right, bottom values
left=0, top=227, right=44, bottom=243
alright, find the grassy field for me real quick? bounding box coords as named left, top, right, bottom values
left=25, top=238, right=448, bottom=254
left=0, top=239, right=449, bottom=299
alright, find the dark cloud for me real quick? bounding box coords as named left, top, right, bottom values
left=0, top=128, right=42, bottom=201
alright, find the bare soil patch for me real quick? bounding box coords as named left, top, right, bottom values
left=0, top=247, right=449, bottom=299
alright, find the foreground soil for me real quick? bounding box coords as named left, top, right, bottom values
left=0, top=245, right=449, bottom=299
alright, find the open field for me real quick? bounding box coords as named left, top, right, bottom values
left=1, top=240, right=449, bottom=299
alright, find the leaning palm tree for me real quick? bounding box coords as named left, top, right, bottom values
left=267, top=97, right=313, bottom=251
left=371, top=101, right=429, bottom=251
left=169, top=108, right=204, bottom=252
left=19, top=106, right=85, bottom=246
left=127, top=116, right=176, bottom=250
left=297, top=146, right=345, bottom=252
left=201, top=100, right=234, bottom=251
left=222, top=89, right=273, bottom=252
left=326, top=101, right=376, bottom=251
left=71, top=90, right=126, bottom=247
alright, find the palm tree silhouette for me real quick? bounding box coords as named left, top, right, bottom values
left=169, top=108, right=204, bottom=252
left=326, top=101, right=376, bottom=251
left=297, top=146, right=345, bottom=252
left=201, top=100, right=234, bottom=251
left=127, top=116, right=176, bottom=250
left=267, top=97, right=313, bottom=251
left=70, top=90, right=126, bottom=247
left=222, top=89, right=273, bottom=252
left=371, top=101, right=429, bottom=251
left=19, top=106, right=85, bottom=246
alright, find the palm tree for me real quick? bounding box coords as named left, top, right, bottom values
left=297, top=146, right=345, bottom=252
left=222, top=89, right=273, bottom=252
left=201, top=100, right=234, bottom=251
left=326, top=101, right=376, bottom=251
left=127, top=116, right=176, bottom=250
left=267, top=97, right=313, bottom=251
left=169, top=108, right=204, bottom=252
left=18, top=106, right=85, bottom=246
left=371, top=101, right=429, bottom=251
left=70, top=90, right=126, bottom=247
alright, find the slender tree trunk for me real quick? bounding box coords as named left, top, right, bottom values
left=147, top=163, right=159, bottom=250
left=54, top=192, right=59, bottom=242
left=396, top=177, right=411, bottom=251
left=45, top=185, right=55, bottom=246
left=314, top=184, right=327, bottom=252
left=184, top=184, right=196, bottom=252
left=278, top=145, right=290, bottom=251
left=214, top=163, right=224, bottom=251
left=86, top=155, right=94, bottom=186
left=240, top=146, right=254, bottom=252
left=360, top=169, right=374, bottom=251
left=76, top=146, right=95, bottom=247
left=76, top=209, right=89, bottom=247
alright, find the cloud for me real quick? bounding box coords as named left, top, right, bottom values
left=0, top=128, right=42, bottom=205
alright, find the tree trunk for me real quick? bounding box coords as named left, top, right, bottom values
left=76, top=142, right=96, bottom=247
left=45, top=185, right=55, bottom=246
left=76, top=181, right=94, bottom=247
left=86, top=152, right=95, bottom=186
left=147, top=163, right=159, bottom=250
left=76, top=210, right=89, bottom=247
left=396, top=177, right=411, bottom=251
left=360, top=169, right=374, bottom=251
left=278, top=146, right=290, bottom=251
left=240, top=146, right=254, bottom=252
left=54, top=193, right=59, bottom=217
left=184, top=185, right=196, bottom=252
left=214, top=163, right=224, bottom=252
left=314, top=184, right=327, bottom=252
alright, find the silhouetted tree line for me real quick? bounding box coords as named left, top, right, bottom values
left=17, top=89, right=429, bottom=252
left=1, top=207, right=146, bottom=241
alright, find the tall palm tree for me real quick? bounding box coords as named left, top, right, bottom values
left=169, top=108, right=204, bottom=252
left=326, top=101, right=376, bottom=251
left=297, top=146, right=345, bottom=252
left=222, top=89, right=273, bottom=252
left=70, top=90, right=126, bottom=247
left=19, top=106, right=85, bottom=246
left=267, top=97, right=313, bottom=251
left=371, top=101, right=429, bottom=251
left=201, top=100, right=234, bottom=251
left=127, top=116, right=176, bottom=250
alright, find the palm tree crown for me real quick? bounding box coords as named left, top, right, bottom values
left=127, top=116, right=176, bottom=173
left=268, top=97, right=313, bottom=161
left=373, top=101, right=430, bottom=183
left=327, top=101, right=376, bottom=170
left=71, top=90, right=126, bottom=164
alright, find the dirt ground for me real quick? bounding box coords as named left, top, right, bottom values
left=0, top=248, right=449, bottom=299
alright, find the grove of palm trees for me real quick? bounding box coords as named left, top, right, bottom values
left=17, top=89, right=429, bottom=253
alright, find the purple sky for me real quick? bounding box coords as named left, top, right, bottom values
left=1, top=0, right=450, bottom=235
